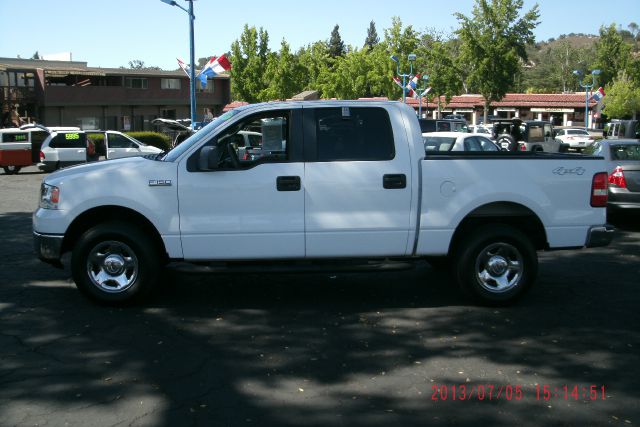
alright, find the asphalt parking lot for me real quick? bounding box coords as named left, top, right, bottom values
left=1, top=166, right=638, bottom=427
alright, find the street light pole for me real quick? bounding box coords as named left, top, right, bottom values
left=161, top=0, right=197, bottom=127
left=390, top=54, right=416, bottom=104
left=572, top=69, right=601, bottom=131
left=416, top=75, right=430, bottom=118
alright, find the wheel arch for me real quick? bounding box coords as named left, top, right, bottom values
left=449, top=201, right=547, bottom=255
left=61, top=205, right=168, bottom=264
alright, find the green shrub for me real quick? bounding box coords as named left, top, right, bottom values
left=125, top=132, right=171, bottom=151
left=87, top=133, right=104, bottom=144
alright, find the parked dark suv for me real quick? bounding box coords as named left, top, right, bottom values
left=419, top=119, right=468, bottom=133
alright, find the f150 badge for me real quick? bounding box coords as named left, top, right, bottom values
left=553, top=167, right=585, bottom=176
left=149, top=180, right=172, bottom=186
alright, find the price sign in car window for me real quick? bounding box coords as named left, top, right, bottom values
left=65, top=133, right=80, bottom=140
left=261, top=118, right=284, bottom=151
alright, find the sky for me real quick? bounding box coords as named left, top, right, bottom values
left=0, top=0, right=638, bottom=70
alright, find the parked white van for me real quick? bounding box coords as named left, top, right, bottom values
left=38, top=130, right=162, bottom=172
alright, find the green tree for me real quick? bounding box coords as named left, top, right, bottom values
left=229, top=25, right=271, bottom=102
left=603, top=70, right=640, bottom=119
left=592, top=24, right=633, bottom=87
left=296, top=41, right=331, bottom=96
left=455, top=0, right=540, bottom=121
left=261, top=40, right=305, bottom=101
left=329, top=24, right=346, bottom=57
left=421, top=38, right=465, bottom=116
left=364, top=21, right=379, bottom=50
left=385, top=16, right=420, bottom=77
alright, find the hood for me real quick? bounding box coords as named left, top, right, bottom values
left=44, top=156, right=149, bottom=184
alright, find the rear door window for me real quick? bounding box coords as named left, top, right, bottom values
left=315, top=107, right=395, bottom=161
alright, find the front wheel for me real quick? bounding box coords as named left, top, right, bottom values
left=452, top=225, right=537, bottom=305
left=3, top=165, right=22, bottom=174
left=71, top=221, right=160, bottom=304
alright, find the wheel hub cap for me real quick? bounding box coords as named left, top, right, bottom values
left=103, top=255, right=125, bottom=275
left=487, top=256, right=508, bottom=276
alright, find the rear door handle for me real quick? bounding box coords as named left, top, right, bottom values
left=277, top=176, right=301, bottom=191
left=383, top=174, right=406, bottom=189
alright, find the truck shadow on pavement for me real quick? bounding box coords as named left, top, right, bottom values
left=1, top=212, right=638, bottom=426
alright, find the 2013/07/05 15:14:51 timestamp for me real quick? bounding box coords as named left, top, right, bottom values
left=536, top=385, right=607, bottom=401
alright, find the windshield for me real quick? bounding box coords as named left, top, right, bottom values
left=423, top=136, right=456, bottom=152
left=567, top=129, right=589, bottom=136
left=163, top=110, right=241, bottom=162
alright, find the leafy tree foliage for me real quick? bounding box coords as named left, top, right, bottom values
left=261, top=40, right=305, bottom=101
left=522, top=40, right=594, bottom=93
left=592, top=24, right=633, bottom=87
left=603, top=71, right=640, bottom=119
left=455, top=0, right=540, bottom=121
left=229, top=25, right=271, bottom=103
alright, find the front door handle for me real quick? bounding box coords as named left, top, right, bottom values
left=277, top=176, right=301, bottom=191
left=383, top=174, right=406, bottom=189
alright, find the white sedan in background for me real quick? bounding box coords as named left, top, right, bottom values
left=555, top=128, right=595, bottom=151
left=422, top=132, right=502, bottom=153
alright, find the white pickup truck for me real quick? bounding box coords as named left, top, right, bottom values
left=33, top=101, right=613, bottom=305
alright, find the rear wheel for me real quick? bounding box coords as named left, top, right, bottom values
left=2, top=165, right=22, bottom=174
left=453, top=224, right=537, bottom=305
left=71, top=221, right=160, bottom=304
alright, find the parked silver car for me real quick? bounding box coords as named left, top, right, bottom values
left=592, top=139, right=640, bottom=212
left=555, top=128, right=595, bottom=151
left=422, top=132, right=501, bottom=152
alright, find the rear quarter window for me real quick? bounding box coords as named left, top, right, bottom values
left=611, top=145, right=640, bottom=161
left=1, top=132, right=29, bottom=142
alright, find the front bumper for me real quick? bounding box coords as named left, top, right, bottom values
left=585, top=224, right=615, bottom=248
left=33, top=231, right=64, bottom=268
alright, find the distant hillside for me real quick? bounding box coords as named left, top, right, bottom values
left=535, top=34, right=598, bottom=51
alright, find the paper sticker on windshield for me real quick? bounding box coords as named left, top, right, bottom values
left=261, top=118, right=284, bottom=151
left=342, top=107, right=350, bottom=118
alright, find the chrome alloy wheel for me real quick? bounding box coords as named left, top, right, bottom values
left=86, top=240, right=139, bottom=293
left=474, top=242, right=524, bottom=293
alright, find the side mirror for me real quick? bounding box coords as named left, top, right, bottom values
left=199, top=146, right=220, bottom=171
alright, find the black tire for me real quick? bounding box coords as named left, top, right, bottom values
left=71, top=221, right=160, bottom=304
left=3, top=165, right=22, bottom=174
left=452, top=224, right=537, bottom=306
left=497, top=134, right=517, bottom=151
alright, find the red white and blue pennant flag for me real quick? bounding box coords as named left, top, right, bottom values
left=176, top=54, right=232, bottom=88
left=393, top=74, right=427, bottom=99
left=590, top=87, right=606, bottom=103
left=177, top=58, right=191, bottom=78
left=197, top=54, right=232, bottom=89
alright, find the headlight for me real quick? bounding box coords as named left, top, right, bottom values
left=40, top=183, right=60, bottom=209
